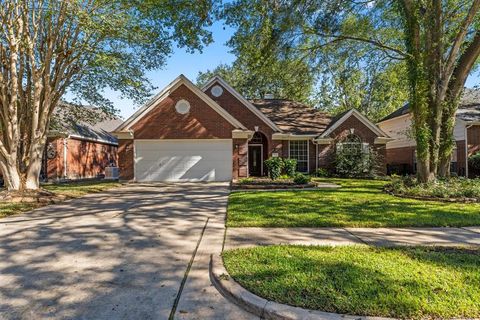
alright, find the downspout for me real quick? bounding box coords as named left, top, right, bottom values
left=63, top=138, right=68, bottom=179
left=466, top=124, right=472, bottom=178
left=315, top=142, right=319, bottom=172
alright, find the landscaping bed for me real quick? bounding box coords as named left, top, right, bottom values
left=227, top=178, right=480, bottom=227
left=0, top=180, right=122, bottom=218
left=385, top=176, right=480, bottom=203
left=223, top=245, right=480, bottom=320
left=232, top=177, right=318, bottom=190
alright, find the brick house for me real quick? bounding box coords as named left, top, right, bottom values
left=42, top=106, right=122, bottom=181
left=377, top=89, right=480, bottom=177
left=0, top=105, right=121, bottom=184
left=113, top=75, right=391, bottom=182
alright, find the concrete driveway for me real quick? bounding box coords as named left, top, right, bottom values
left=0, top=183, right=256, bottom=320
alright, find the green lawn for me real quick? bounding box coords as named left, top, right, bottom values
left=227, top=178, right=480, bottom=227
left=223, top=245, right=480, bottom=319
left=0, top=180, right=122, bottom=218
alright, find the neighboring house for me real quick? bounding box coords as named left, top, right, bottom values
left=378, top=88, right=480, bottom=177
left=42, top=105, right=122, bottom=181
left=113, top=75, right=391, bottom=182
left=0, top=104, right=121, bottom=184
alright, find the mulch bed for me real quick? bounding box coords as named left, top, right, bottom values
left=386, top=191, right=479, bottom=203
left=0, top=189, right=67, bottom=204
left=232, top=178, right=318, bottom=190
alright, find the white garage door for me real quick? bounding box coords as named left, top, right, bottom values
left=134, top=140, right=232, bottom=182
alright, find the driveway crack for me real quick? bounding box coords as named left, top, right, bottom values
left=169, top=217, right=210, bottom=320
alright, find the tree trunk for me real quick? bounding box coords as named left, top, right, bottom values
left=438, top=157, right=451, bottom=178
left=25, top=141, right=45, bottom=190
left=0, top=161, right=22, bottom=191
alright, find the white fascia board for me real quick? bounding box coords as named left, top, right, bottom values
left=313, top=137, right=334, bottom=144
left=232, top=129, right=254, bottom=139
left=376, top=112, right=411, bottom=125
left=68, top=134, right=119, bottom=146
left=202, top=76, right=282, bottom=132
left=374, top=137, right=396, bottom=144
left=112, top=131, right=134, bottom=139
left=116, top=74, right=247, bottom=132
left=320, top=109, right=389, bottom=138
left=272, top=133, right=317, bottom=140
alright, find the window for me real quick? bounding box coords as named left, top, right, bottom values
left=336, top=134, right=364, bottom=154
left=289, top=140, right=308, bottom=172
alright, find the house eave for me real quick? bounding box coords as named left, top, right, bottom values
left=272, top=133, right=318, bottom=140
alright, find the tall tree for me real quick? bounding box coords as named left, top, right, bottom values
left=0, top=0, right=215, bottom=191
left=222, top=0, right=480, bottom=182
left=197, top=58, right=314, bottom=103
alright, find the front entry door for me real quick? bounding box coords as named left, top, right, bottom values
left=248, top=145, right=262, bottom=176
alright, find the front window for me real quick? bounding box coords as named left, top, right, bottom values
left=337, top=134, right=363, bottom=154
left=289, top=140, right=308, bottom=172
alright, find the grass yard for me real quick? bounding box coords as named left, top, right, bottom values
left=0, top=180, right=122, bottom=218
left=223, top=245, right=480, bottom=319
left=227, top=178, right=480, bottom=227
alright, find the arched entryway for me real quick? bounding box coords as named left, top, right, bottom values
left=248, top=131, right=268, bottom=176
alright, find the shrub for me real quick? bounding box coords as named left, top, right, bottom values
left=314, top=168, right=330, bottom=177
left=283, top=159, right=297, bottom=177
left=385, top=175, right=480, bottom=200
left=264, top=157, right=284, bottom=180
left=293, top=173, right=311, bottom=184
left=238, top=178, right=254, bottom=184
left=335, top=144, right=380, bottom=178
left=469, top=153, right=480, bottom=171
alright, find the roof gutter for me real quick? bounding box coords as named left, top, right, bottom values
left=272, top=133, right=318, bottom=140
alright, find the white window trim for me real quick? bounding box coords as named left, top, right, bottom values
left=289, top=140, right=309, bottom=173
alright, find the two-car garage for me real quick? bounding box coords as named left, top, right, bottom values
left=134, top=140, right=233, bottom=182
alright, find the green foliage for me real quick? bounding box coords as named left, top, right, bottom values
left=264, top=157, right=284, bottom=180
left=223, top=246, right=480, bottom=319
left=196, top=59, right=314, bottom=102
left=335, top=144, right=380, bottom=178
left=282, top=159, right=297, bottom=177
left=293, top=173, right=311, bottom=185
left=385, top=176, right=480, bottom=200
left=314, top=168, right=330, bottom=177
left=237, top=178, right=255, bottom=185
left=468, top=153, right=480, bottom=171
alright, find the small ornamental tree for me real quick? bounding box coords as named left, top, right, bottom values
left=283, top=158, right=297, bottom=177
left=0, top=0, right=216, bottom=191
left=335, top=143, right=380, bottom=178
left=264, top=157, right=284, bottom=180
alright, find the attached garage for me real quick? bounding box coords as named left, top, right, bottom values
left=134, top=140, right=233, bottom=182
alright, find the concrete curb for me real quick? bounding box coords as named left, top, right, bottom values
left=210, top=254, right=394, bottom=320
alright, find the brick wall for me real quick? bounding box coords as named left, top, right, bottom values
left=44, top=137, right=117, bottom=180
left=385, top=142, right=467, bottom=176
left=132, top=84, right=235, bottom=139
left=317, top=114, right=387, bottom=174
left=233, top=139, right=248, bottom=179
left=204, top=82, right=277, bottom=156
left=467, top=125, right=480, bottom=156
left=118, top=139, right=134, bottom=180
left=65, top=138, right=117, bottom=179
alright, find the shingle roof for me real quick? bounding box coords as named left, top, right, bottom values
left=250, top=99, right=332, bottom=134
left=379, top=88, right=480, bottom=123
left=456, top=88, right=480, bottom=122
left=50, top=103, right=123, bottom=145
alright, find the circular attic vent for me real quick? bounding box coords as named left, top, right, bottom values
left=211, top=85, right=223, bottom=97
left=175, top=99, right=190, bottom=114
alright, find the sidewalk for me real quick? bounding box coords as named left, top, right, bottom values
left=225, top=227, right=480, bottom=250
